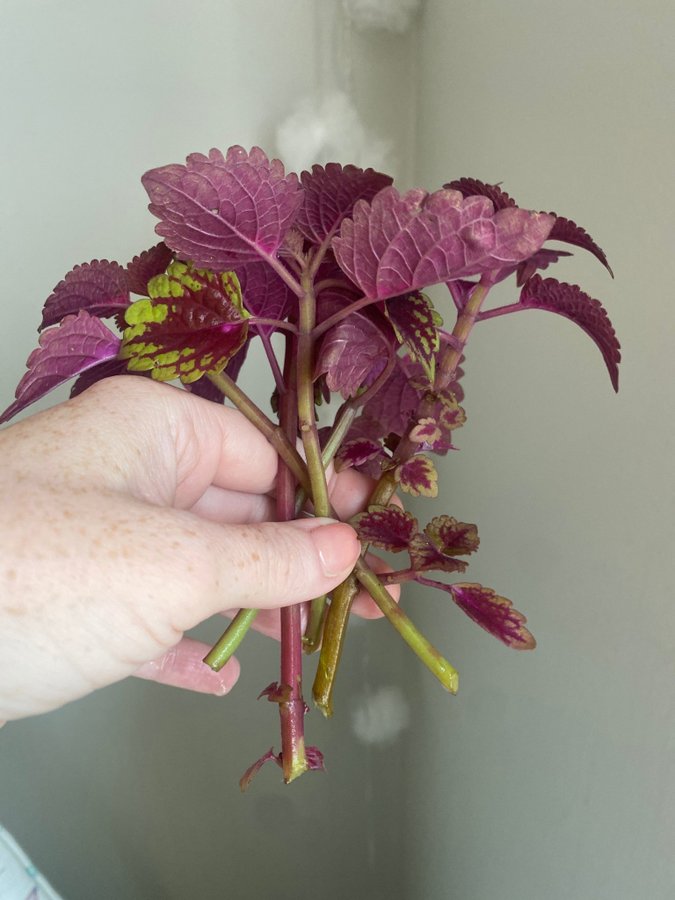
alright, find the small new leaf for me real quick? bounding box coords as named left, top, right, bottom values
left=395, top=455, right=438, bottom=498
left=125, top=243, right=174, bottom=295
left=40, top=260, right=130, bottom=330
left=120, top=261, right=248, bottom=383
left=0, top=311, right=120, bottom=423
left=385, top=293, right=442, bottom=383
left=352, top=505, right=418, bottom=552
left=316, top=314, right=391, bottom=398
left=409, top=516, right=478, bottom=573
left=519, top=275, right=621, bottom=391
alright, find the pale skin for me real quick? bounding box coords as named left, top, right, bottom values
left=0, top=377, right=398, bottom=725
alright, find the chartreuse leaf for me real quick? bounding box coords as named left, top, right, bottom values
left=395, top=455, right=438, bottom=498
left=120, top=261, right=248, bottom=384
left=385, top=293, right=442, bottom=384
left=352, top=505, right=418, bottom=552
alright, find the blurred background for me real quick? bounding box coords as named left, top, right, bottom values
left=0, top=1, right=673, bottom=897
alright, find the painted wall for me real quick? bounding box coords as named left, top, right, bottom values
left=404, top=2, right=675, bottom=898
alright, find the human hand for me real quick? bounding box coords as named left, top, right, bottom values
left=0, top=377, right=394, bottom=723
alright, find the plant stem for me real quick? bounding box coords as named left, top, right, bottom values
left=203, top=608, right=259, bottom=670
left=207, top=369, right=311, bottom=496
left=312, top=575, right=358, bottom=716
left=312, top=295, right=379, bottom=339
left=435, top=279, right=492, bottom=391
left=354, top=559, right=459, bottom=694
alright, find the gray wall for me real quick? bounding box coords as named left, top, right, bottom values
left=404, top=2, right=675, bottom=898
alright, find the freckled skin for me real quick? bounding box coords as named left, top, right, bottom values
left=0, top=378, right=393, bottom=722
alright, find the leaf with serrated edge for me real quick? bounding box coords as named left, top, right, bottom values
left=41, top=260, right=130, bottom=330
left=1, top=311, right=120, bottom=423
left=395, top=455, right=438, bottom=498
left=333, top=186, right=554, bottom=300
left=335, top=438, right=384, bottom=473
left=352, top=505, right=418, bottom=552
left=425, top=515, right=480, bottom=556
left=548, top=215, right=613, bottom=276
left=385, top=293, right=442, bottom=383
left=120, top=261, right=248, bottom=384
left=236, top=262, right=294, bottom=334
left=297, top=163, right=392, bottom=244
left=519, top=275, right=620, bottom=391
left=125, top=243, right=174, bottom=295
left=316, top=314, right=391, bottom=398
left=444, top=178, right=517, bottom=210
left=142, top=146, right=302, bottom=270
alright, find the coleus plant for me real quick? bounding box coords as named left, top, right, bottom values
left=1, top=146, right=619, bottom=788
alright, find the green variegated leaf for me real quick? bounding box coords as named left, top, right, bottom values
left=352, top=505, right=418, bottom=552
left=410, top=515, right=479, bottom=573
left=395, top=455, right=438, bottom=498
left=120, top=261, right=248, bottom=383
left=385, top=292, right=442, bottom=384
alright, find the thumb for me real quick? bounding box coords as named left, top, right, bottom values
left=164, top=516, right=361, bottom=629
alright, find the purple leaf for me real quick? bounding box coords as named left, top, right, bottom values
left=548, top=215, right=613, bottom=276
left=125, top=242, right=174, bottom=295
left=297, top=163, right=393, bottom=245
left=305, top=746, right=326, bottom=772
left=334, top=437, right=384, bottom=474
left=446, top=279, right=477, bottom=312
left=142, top=145, right=303, bottom=271
left=70, top=359, right=145, bottom=398
left=235, top=262, right=295, bottom=333
left=352, top=505, right=418, bottom=552
left=385, top=292, right=442, bottom=383
left=0, top=311, right=120, bottom=423
left=410, top=515, right=479, bottom=573
left=316, top=313, right=392, bottom=398
left=333, top=186, right=555, bottom=299
left=395, top=455, right=438, bottom=498
left=358, top=356, right=420, bottom=437
left=40, top=260, right=130, bottom=330
left=257, top=682, right=292, bottom=704
left=515, top=248, right=573, bottom=286
left=418, top=578, right=536, bottom=650
left=120, top=262, right=249, bottom=384
left=444, top=178, right=517, bottom=210
left=518, top=275, right=621, bottom=391
left=239, top=747, right=282, bottom=792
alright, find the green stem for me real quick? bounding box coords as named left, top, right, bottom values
left=354, top=559, right=459, bottom=694
left=207, top=370, right=311, bottom=496
left=203, top=608, right=260, bottom=670
left=312, top=575, right=358, bottom=716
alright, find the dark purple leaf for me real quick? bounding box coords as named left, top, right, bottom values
left=335, top=437, right=384, bottom=474
left=316, top=313, right=392, bottom=398
left=358, top=357, right=420, bottom=437
left=0, top=311, right=120, bottom=423
left=352, top=505, right=418, bottom=552
left=515, top=248, right=573, bottom=286
left=40, top=260, right=129, bottom=330
left=395, top=455, right=438, bottom=498
left=120, top=262, right=248, bottom=384
left=257, top=682, right=292, bottom=703
left=235, top=262, right=295, bottom=334
left=548, top=215, right=613, bottom=276
left=70, top=359, right=145, bottom=398
left=444, top=178, right=517, bottom=210
left=519, top=275, right=621, bottom=391
left=333, top=186, right=555, bottom=299
left=409, top=515, right=479, bottom=572
left=125, top=242, right=174, bottom=295
left=385, top=292, right=442, bottom=384
left=418, top=578, right=536, bottom=649
left=446, top=279, right=477, bottom=312
left=239, top=747, right=282, bottom=792
left=142, top=145, right=303, bottom=270
left=297, top=163, right=393, bottom=245
left=305, top=746, right=326, bottom=772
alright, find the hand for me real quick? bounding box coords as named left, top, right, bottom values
left=0, top=377, right=393, bottom=722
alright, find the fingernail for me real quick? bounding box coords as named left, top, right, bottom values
left=309, top=522, right=360, bottom=578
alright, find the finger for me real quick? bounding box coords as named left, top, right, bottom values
left=133, top=638, right=240, bottom=695
left=190, top=486, right=275, bottom=524
left=351, top=553, right=401, bottom=619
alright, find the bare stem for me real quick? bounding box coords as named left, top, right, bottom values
left=312, top=576, right=358, bottom=716
left=203, top=608, right=259, bottom=670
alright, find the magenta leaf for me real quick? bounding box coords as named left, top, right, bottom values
left=333, top=186, right=555, bottom=299
left=395, top=455, right=438, bottom=498
left=515, top=248, right=573, bottom=286
left=419, top=578, right=536, bottom=649
left=358, top=357, right=420, bottom=437
left=444, top=178, right=517, bottom=211
left=40, top=260, right=130, bottom=330
left=120, top=262, right=249, bottom=384
left=257, top=682, right=292, bottom=704
left=518, top=275, right=621, bottom=391
left=0, top=311, right=120, bottom=423
left=334, top=437, right=384, bottom=474
left=142, top=146, right=303, bottom=271
left=548, top=215, right=613, bottom=276
left=296, top=163, right=393, bottom=245
left=385, top=292, right=442, bottom=383
left=305, top=746, right=326, bottom=772
left=125, top=242, right=174, bottom=295
left=352, top=505, right=418, bottom=552
left=316, top=313, right=392, bottom=398
left=239, top=747, right=282, bottom=792
left=235, top=262, right=295, bottom=334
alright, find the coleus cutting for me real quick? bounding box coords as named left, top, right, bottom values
left=1, top=146, right=619, bottom=787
